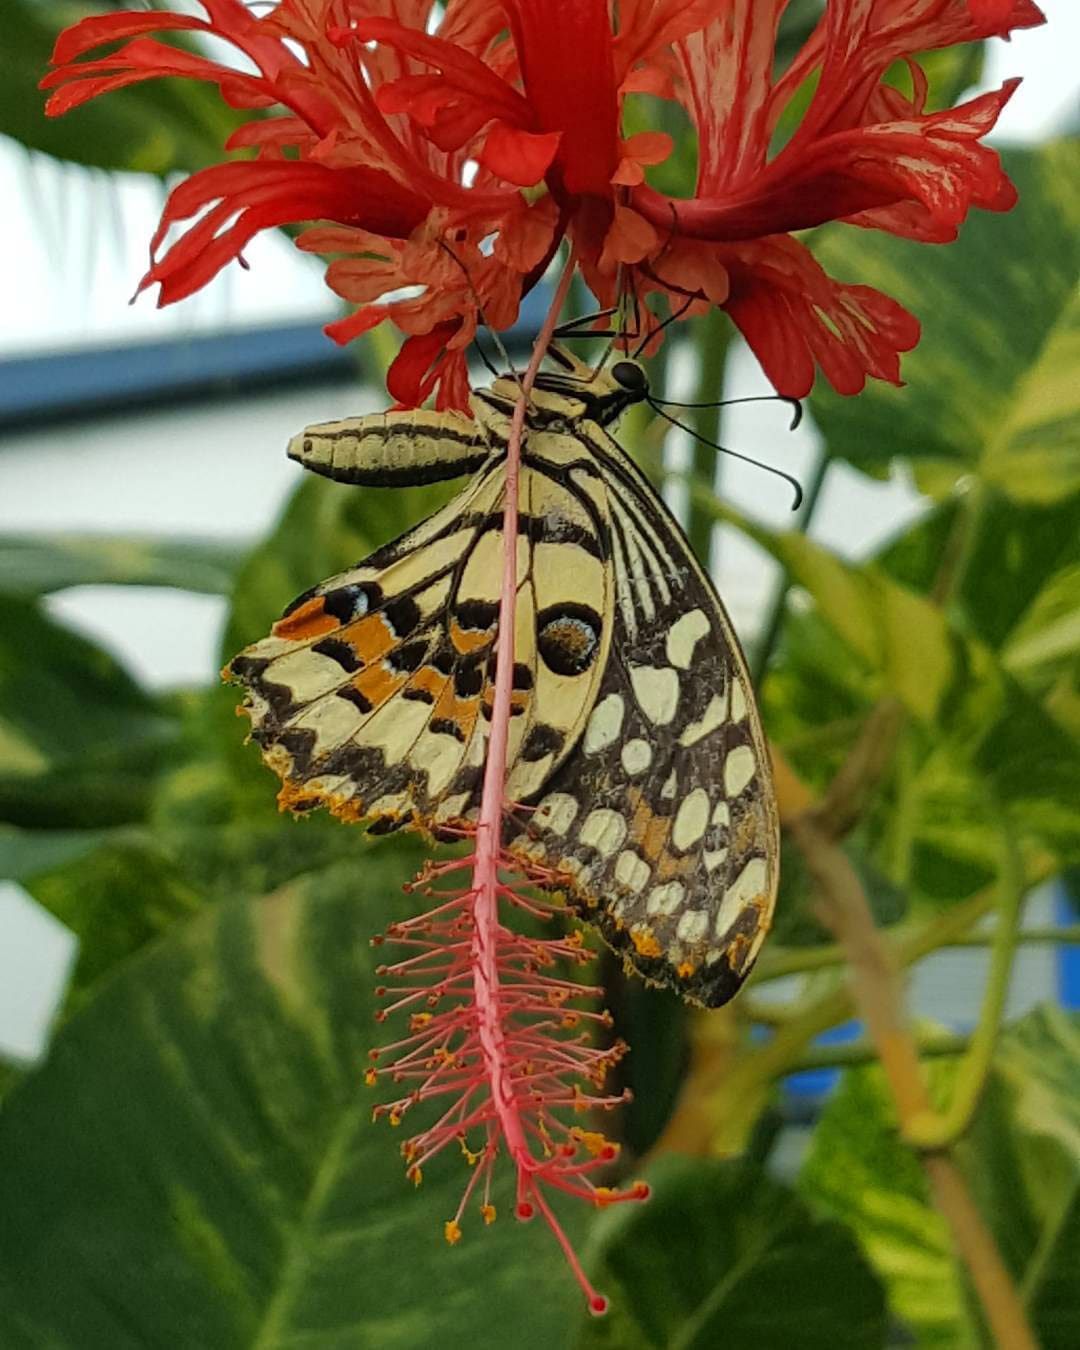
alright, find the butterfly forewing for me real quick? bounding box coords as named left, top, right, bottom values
left=508, top=421, right=778, bottom=1007
left=229, top=431, right=614, bottom=834
left=227, top=349, right=777, bottom=1006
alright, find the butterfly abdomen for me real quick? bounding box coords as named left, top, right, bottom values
left=288, top=408, right=492, bottom=486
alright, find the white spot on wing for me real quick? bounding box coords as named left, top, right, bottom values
left=730, top=679, right=748, bottom=723
left=724, top=744, right=757, bottom=798
left=614, top=850, right=650, bottom=893
left=629, top=665, right=680, bottom=726
left=679, top=692, right=727, bottom=747
left=672, top=788, right=710, bottom=852
left=704, top=847, right=729, bottom=872
left=434, top=791, right=471, bottom=822
left=676, top=910, right=709, bottom=944
left=646, top=880, right=686, bottom=917
left=534, top=792, right=580, bottom=836
left=579, top=808, right=627, bottom=858
left=583, top=693, right=625, bottom=754
left=666, top=609, right=710, bottom=669
left=621, top=738, right=653, bottom=775
left=715, top=857, right=769, bottom=936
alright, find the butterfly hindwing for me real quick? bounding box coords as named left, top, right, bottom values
left=511, top=424, right=778, bottom=1006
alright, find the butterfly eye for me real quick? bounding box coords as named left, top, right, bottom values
left=536, top=604, right=603, bottom=676
left=611, top=361, right=648, bottom=395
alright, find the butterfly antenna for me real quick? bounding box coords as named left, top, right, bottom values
left=650, top=392, right=804, bottom=431
left=631, top=294, right=694, bottom=358
left=553, top=305, right=619, bottom=339
left=435, top=239, right=521, bottom=386
left=647, top=399, right=804, bottom=511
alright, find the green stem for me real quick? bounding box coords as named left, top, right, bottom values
left=684, top=311, right=731, bottom=565
left=754, top=920, right=1075, bottom=983
left=905, top=801, right=1027, bottom=1150
left=736, top=889, right=1000, bottom=1085
left=750, top=446, right=830, bottom=688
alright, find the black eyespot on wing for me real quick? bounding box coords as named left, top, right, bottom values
left=389, top=640, right=427, bottom=674
left=384, top=594, right=421, bottom=638
left=611, top=360, right=648, bottom=395
left=455, top=656, right=485, bottom=697
left=431, top=643, right=456, bottom=676
left=431, top=717, right=466, bottom=743
left=522, top=724, right=564, bottom=762
left=403, top=686, right=436, bottom=704
left=536, top=603, right=603, bottom=677
left=336, top=685, right=372, bottom=713
left=312, top=638, right=361, bottom=672
left=323, top=582, right=381, bottom=624
left=454, top=599, right=499, bottom=633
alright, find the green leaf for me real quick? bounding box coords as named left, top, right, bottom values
left=0, top=862, right=587, bottom=1348
left=800, top=1061, right=967, bottom=1348
left=800, top=1007, right=1080, bottom=1348
left=0, top=823, right=113, bottom=881
left=0, top=596, right=177, bottom=828
left=0, top=533, right=244, bottom=598
left=577, top=1155, right=886, bottom=1349
left=4, top=0, right=244, bottom=174
left=809, top=140, right=1080, bottom=502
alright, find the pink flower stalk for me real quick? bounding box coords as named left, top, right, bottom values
left=364, top=261, right=647, bottom=1313
left=367, top=847, right=646, bottom=1312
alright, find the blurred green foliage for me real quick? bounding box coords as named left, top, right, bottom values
left=2, top=14, right=1080, bottom=1348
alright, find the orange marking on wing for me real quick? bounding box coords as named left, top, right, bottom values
left=630, top=926, right=663, bottom=959
left=345, top=614, right=397, bottom=665
left=354, top=662, right=406, bottom=709
left=482, top=687, right=530, bottom=718
left=450, top=618, right=495, bottom=654
left=433, top=683, right=480, bottom=741
left=625, top=787, right=670, bottom=868
left=408, top=664, right=450, bottom=703
left=273, top=598, right=341, bottom=640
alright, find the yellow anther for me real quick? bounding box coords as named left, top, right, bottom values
left=444, top=1220, right=462, bottom=1245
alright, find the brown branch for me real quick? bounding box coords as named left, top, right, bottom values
left=789, top=807, right=1038, bottom=1350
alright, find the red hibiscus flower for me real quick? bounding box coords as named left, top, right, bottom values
left=43, top=0, right=1044, bottom=404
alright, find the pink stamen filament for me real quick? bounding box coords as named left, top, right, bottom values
left=367, top=250, right=648, bottom=1312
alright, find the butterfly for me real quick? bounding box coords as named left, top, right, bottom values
left=226, top=346, right=779, bottom=1007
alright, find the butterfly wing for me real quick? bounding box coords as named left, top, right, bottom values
left=509, top=425, right=779, bottom=1008
left=226, top=446, right=615, bottom=832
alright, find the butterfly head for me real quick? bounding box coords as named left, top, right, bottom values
left=529, top=346, right=651, bottom=427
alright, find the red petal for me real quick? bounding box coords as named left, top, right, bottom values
left=42, top=36, right=271, bottom=113
left=387, top=323, right=468, bottom=408
left=502, top=0, right=619, bottom=197
left=140, top=161, right=429, bottom=305
left=479, top=123, right=561, bottom=187
left=342, top=18, right=530, bottom=126
left=613, top=0, right=722, bottom=80
left=633, top=81, right=1020, bottom=242
left=672, top=0, right=789, bottom=193
left=719, top=237, right=920, bottom=398
left=48, top=10, right=208, bottom=64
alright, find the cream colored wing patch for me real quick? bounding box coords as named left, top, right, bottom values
left=227, top=452, right=614, bottom=833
